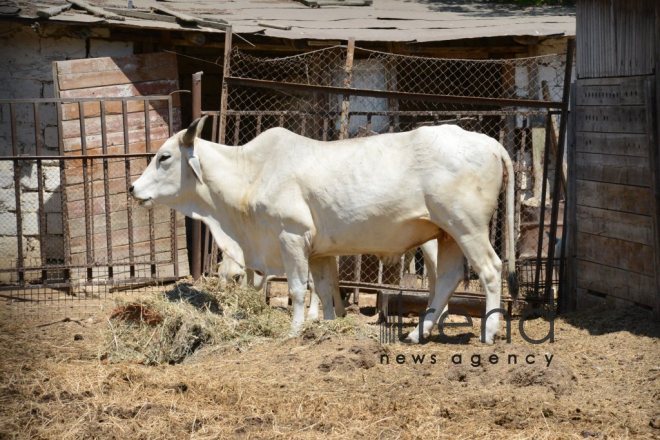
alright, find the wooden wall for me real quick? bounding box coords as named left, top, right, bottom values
left=571, top=77, right=658, bottom=311
left=576, top=0, right=656, bottom=78
left=569, top=0, right=660, bottom=316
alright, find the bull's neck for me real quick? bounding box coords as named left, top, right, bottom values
left=184, top=138, right=263, bottom=267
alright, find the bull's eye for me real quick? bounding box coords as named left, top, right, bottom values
left=158, top=153, right=171, bottom=163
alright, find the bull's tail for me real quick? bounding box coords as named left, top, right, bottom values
left=501, top=145, right=518, bottom=298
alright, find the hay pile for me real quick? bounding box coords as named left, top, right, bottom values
left=103, top=278, right=291, bottom=365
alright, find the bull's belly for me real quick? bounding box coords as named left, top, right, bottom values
left=311, top=218, right=440, bottom=258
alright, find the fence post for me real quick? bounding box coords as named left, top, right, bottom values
left=544, top=38, right=575, bottom=301
left=219, top=26, right=233, bottom=144
left=338, top=37, right=355, bottom=140
left=338, top=38, right=358, bottom=303
left=191, top=71, right=203, bottom=280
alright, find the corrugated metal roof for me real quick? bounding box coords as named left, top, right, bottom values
left=8, top=0, right=575, bottom=42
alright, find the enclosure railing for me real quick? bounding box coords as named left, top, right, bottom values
left=0, top=95, right=188, bottom=305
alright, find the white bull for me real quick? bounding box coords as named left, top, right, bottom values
left=131, top=118, right=516, bottom=344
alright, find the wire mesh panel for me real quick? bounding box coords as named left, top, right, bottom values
left=207, top=44, right=569, bottom=304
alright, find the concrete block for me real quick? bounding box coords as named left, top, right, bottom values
left=21, top=212, right=39, bottom=235
left=0, top=212, right=17, bottom=235
left=0, top=162, right=14, bottom=189
left=20, top=163, right=38, bottom=191
left=44, top=191, right=62, bottom=213
left=20, top=191, right=39, bottom=213
left=44, top=126, right=60, bottom=151
left=0, top=188, right=16, bottom=212
left=43, top=166, right=60, bottom=192
left=0, top=236, right=18, bottom=259
left=23, top=236, right=41, bottom=261
left=47, top=212, right=63, bottom=234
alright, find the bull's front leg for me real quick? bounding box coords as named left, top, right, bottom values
left=309, top=256, right=343, bottom=321
left=278, top=231, right=311, bottom=336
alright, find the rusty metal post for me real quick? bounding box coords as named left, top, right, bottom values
left=544, top=38, right=575, bottom=301
left=219, top=27, right=233, bottom=144
left=338, top=37, right=355, bottom=140
left=191, top=71, right=203, bottom=280
left=338, top=38, right=358, bottom=303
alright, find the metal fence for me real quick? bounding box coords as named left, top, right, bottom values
left=0, top=96, right=188, bottom=308
left=200, top=34, right=572, bottom=306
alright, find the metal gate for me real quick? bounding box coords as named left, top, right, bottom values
left=0, top=95, right=188, bottom=307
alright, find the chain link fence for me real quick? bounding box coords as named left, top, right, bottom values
left=203, top=43, right=568, bottom=304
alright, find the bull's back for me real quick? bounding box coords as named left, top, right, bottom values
left=248, top=126, right=504, bottom=255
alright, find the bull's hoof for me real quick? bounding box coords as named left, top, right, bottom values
left=402, top=330, right=429, bottom=344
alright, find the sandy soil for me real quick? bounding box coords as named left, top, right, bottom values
left=0, top=286, right=658, bottom=440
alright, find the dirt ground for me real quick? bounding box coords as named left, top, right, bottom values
left=0, top=283, right=658, bottom=440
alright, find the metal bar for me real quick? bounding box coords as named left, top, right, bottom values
left=212, top=109, right=547, bottom=117
left=10, top=103, right=24, bottom=284
left=0, top=153, right=156, bottom=160
left=191, top=71, right=204, bottom=281
left=543, top=38, right=575, bottom=301
left=233, top=115, right=241, bottom=145
left=100, top=101, right=113, bottom=279
left=338, top=37, right=355, bottom=140
left=353, top=255, right=361, bottom=304
left=256, top=114, right=262, bottom=135
left=167, top=95, right=179, bottom=279
left=532, top=116, right=553, bottom=299
left=144, top=98, right=156, bottom=277
left=226, top=77, right=564, bottom=110
left=560, top=83, right=578, bottom=314
left=122, top=99, right=135, bottom=278
left=56, top=99, right=72, bottom=286
left=34, top=103, right=48, bottom=282
left=0, top=96, right=172, bottom=104
left=78, top=102, right=93, bottom=282
left=219, top=27, right=233, bottom=144
left=211, top=114, right=218, bottom=142
left=202, top=228, right=211, bottom=275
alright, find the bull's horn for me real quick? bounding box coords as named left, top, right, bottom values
left=181, top=115, right=208, bottom=147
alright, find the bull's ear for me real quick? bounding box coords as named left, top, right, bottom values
left=188, top=154, right=203, bottom=183
left=181, top=116, right=208, bottom=147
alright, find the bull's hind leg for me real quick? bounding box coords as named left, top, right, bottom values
left=309, top=257, right=343, bottom=321
left=405, top=235, right=464, bottom=344
left=278, top=232, right=311, bottom=336
left=455, top=232, right=503, bottom=344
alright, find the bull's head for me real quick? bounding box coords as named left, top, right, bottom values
left=130, top=116, right=207, bottom=208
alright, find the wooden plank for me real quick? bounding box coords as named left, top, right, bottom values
left=576, top=259, right=655, bottom=306
left=61, top=110, right=175, bottom=140
left=67, top=0, right=125, bottom=21
left=58, top=62, right=178, bottom=91
left=577, top=205, right=654, bottom=246
left=576, top=231, right=655, bottom=276
left=576, top=152, right=651, bottom=187
left=54, top=52, right=176, bottom=76
left=62, top=126, right=172, bottom=152
left=575, top=132, right=649, bottom=157
left=576, top=76, right=646, bottom=106
left=576, top=179, right=653, bottom=215
left=575, top=106, right=647, bottom=133
left=59, top=80, right=178, bottom=99
left=61, top=98, right=180, bottom=121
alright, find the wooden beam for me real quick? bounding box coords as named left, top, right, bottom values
left=37, top=4, right=72, bottom=18
left=67, top=0, right=125, bottom=21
